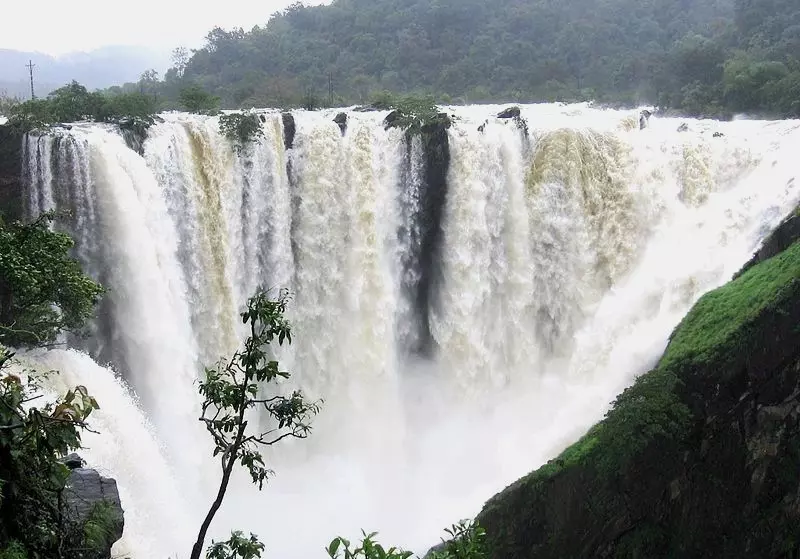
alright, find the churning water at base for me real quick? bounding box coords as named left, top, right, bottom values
left=17, top=103, right=800, bottom=558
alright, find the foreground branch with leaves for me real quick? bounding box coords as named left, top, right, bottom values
left=328, top=521, right=487, bottom=559
left=190, top=289, right=321, bottom=559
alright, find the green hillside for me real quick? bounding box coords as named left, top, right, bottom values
left=161, top=0, right=799, bottom=116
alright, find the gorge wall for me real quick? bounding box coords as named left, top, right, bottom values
left=478, top=207, right=800, bottom=558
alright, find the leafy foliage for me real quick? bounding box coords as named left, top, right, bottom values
left=0, top=212, right=104, bottom=348
left=327, top=532, right=413, bottom=559
left=6, top=80, right=158, bottom=132
left=427, top=521, right=487, bottom=559
left=0, top=94, right=21, bottom=118
left=190, top=289, right=321, bottom=559
left=207, top=531, right=265, bottom=559
left=218, top=111, right=265, bottom=154
left=179, top=84, right=220, bottom=114
left=378, top=94, right=451, bottom=134
left=0, top=348, right=102, bottom=558
left=328, top=521, right=487, bottom=559
left=81, top=501, right=122, bottom=554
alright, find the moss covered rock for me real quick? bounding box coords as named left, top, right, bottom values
left=477, top=209, right=800, bottom=559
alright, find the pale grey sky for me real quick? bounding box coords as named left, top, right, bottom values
left=1, top=0, right=328, bottom=55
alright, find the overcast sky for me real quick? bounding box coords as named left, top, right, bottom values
left=1, top=0, right=328, bottom=56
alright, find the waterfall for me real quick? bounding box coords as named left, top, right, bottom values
left=18, top=104, right=800, bottom=558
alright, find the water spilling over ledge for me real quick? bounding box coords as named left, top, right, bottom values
left=14, top=103, right=800, bottom=558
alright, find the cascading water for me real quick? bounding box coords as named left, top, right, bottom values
left=15, top=104, right=800, bottom=559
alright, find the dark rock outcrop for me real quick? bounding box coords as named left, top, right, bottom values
left=396, top=118, right=451, bottom=358
left=281, top=112, right=296, bottom=150
left=118, top=118, right=150, bottom=156
left=384, top=110, right=402, bottom=129
left=62, top=453, right=124, bottom=559
left=478, top=207, right=800, bottom=559
left=639, top=109, right=652, bottom=129
left=413, top=120, right=450, bottom=357
left=497, top=106, right=521, bottom=119
left=334, top=112, right=348, bottom=135
left=0, top=125, right=23, bottom=220
left=677, top=122, right=689, bottom=132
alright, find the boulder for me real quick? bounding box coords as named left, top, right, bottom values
left=713, top=131, right=724, bottom=138
left=62, top=454, right=124, bottom=559
left=497, top=106, right=521, bottom=119
left=334, top=112, right=348, bottom=135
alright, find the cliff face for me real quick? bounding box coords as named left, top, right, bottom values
left=478, top=208, right=800, bottom=559
left=0, top=125, right=23, bottom=220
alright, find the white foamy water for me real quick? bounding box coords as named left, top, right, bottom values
left=17, top=104, right=800, bottom=558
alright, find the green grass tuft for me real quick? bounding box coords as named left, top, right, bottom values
left=660, top=240, right=800, bottom=372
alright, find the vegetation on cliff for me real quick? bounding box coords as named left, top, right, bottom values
left=0, top=212, right=112, bottom=558
left=477, top=210, right=800, bottom=558
left=6, top=81, right=157, bottom=132
left=218, top=110, right=265, bottom=153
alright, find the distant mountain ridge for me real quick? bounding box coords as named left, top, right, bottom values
left=0, top=46, right=171, bottom=99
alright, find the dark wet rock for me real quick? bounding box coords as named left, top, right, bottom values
left=497, top=106, right=521, bottom=119
left=334, top=112, right=348, bottom=135
left=640, top=109, right=652, bottom=129
left=281, top=112, right=296, bottom=150
left=62, top=454, right=125, bottom=559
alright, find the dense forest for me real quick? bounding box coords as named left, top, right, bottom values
left=150, top=0, right=799, bottom=116
left=1, top=0, right=799, bottom=120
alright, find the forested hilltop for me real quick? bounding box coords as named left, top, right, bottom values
left=158, top=0, right=798, bottom=116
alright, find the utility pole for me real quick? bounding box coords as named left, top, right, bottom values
left=26, top=60, right=36, bottom=100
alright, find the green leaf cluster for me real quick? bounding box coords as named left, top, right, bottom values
left=207, top=531, right=265, bottom=559
left=179, top=84, right=221, bottom=114
left=328, top=520, right=487, bottom=559
left=0, top=212, right=104, bottom=348
left=427, top=521, right=487, bottom=559
left=378, top=94, right=451, bottom=134
left=219, top=111, right=265, bottom=154
left=327, top=531, right=413, bottom=559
